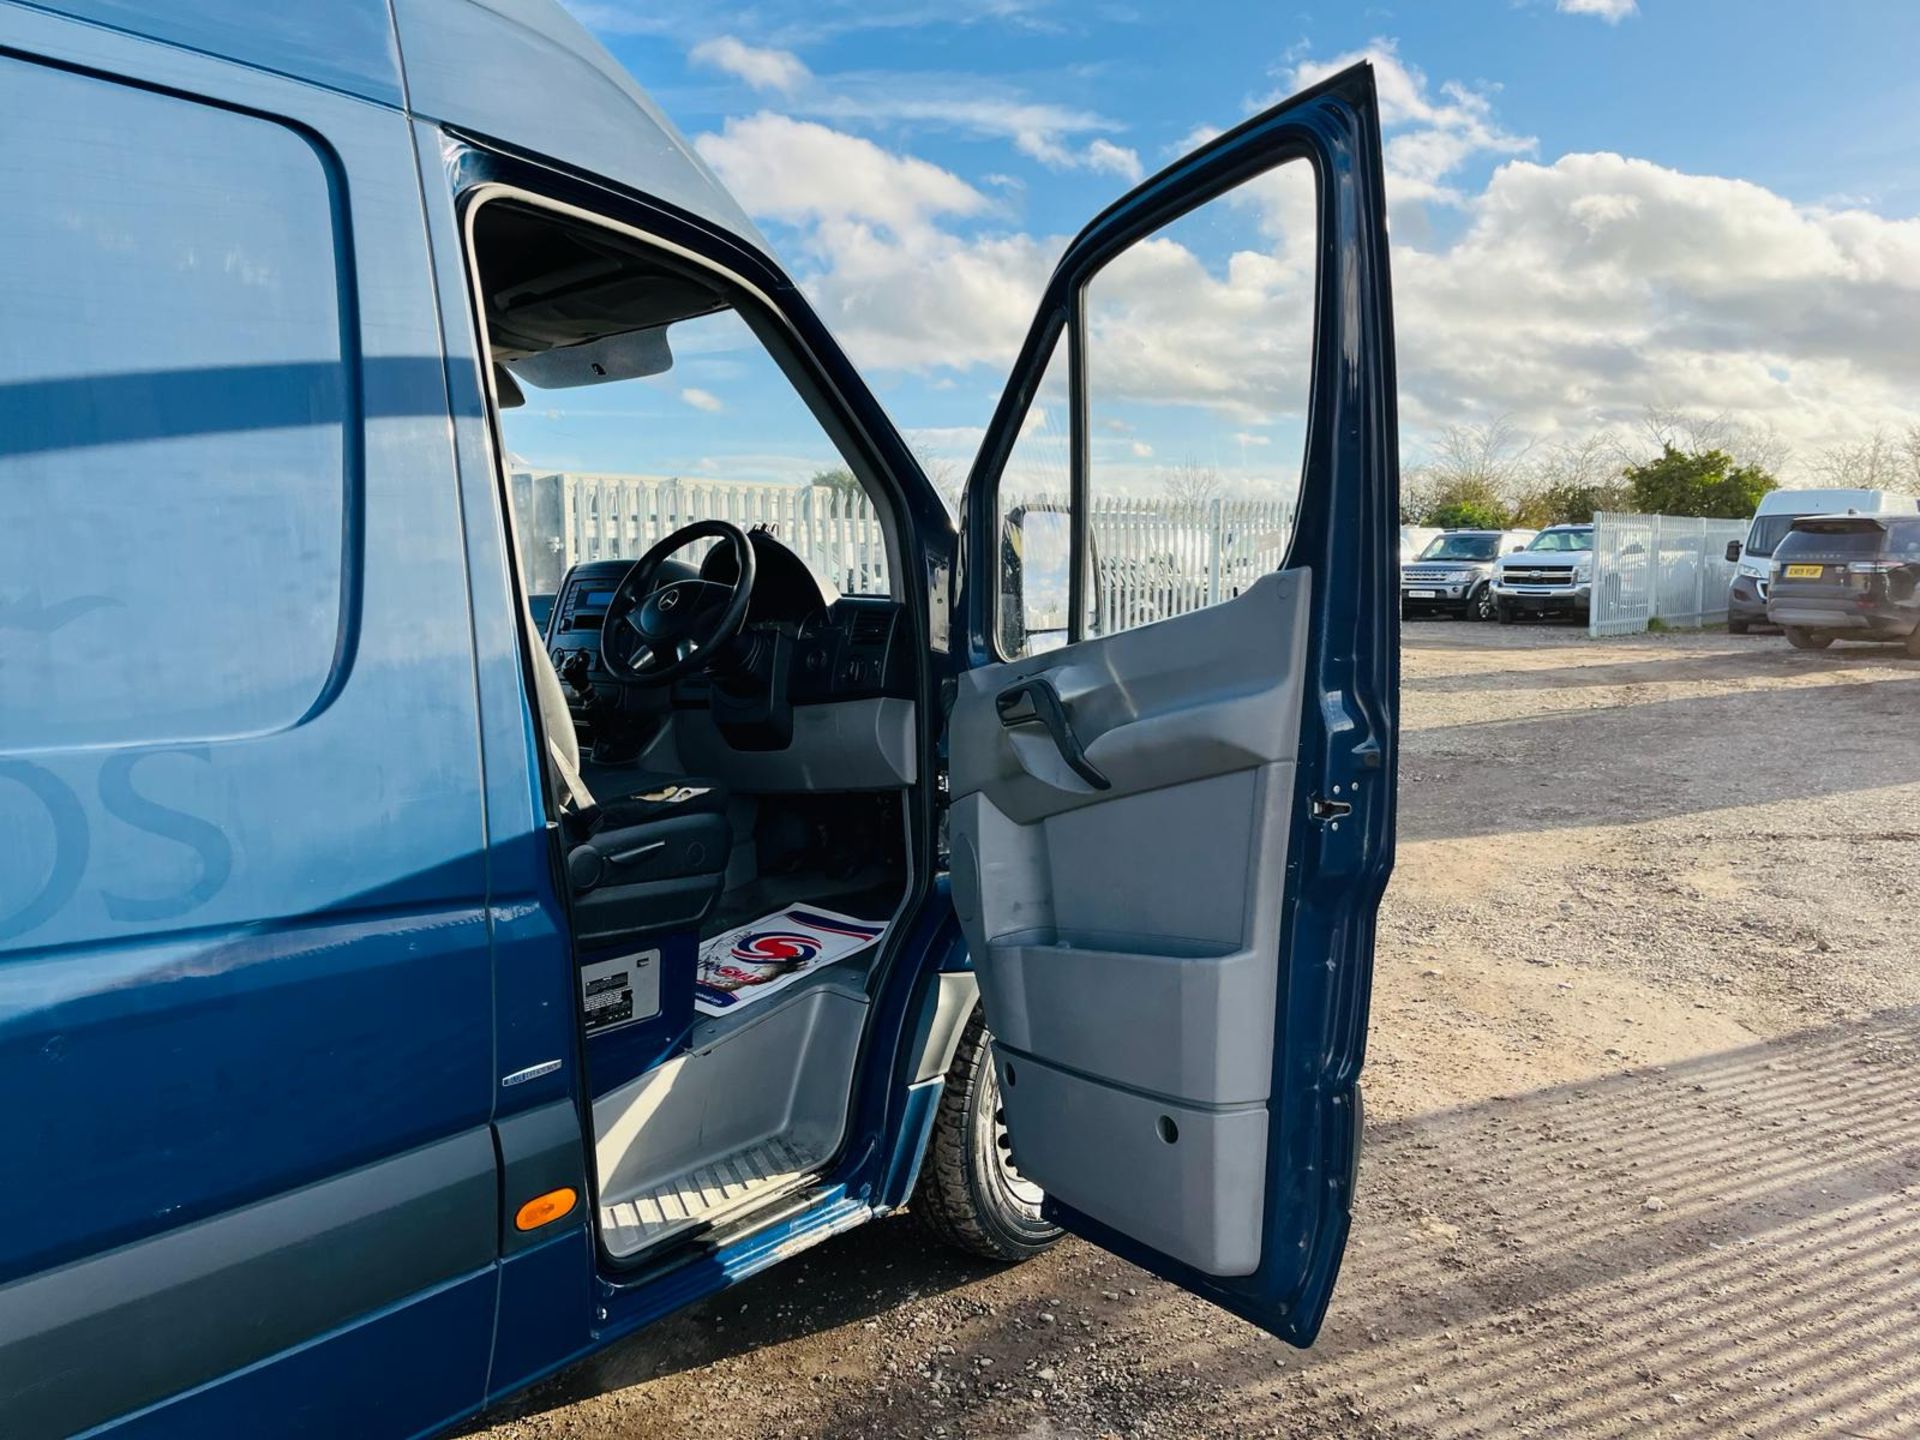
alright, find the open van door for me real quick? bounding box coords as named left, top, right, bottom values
left=949, top=63, right=1397, bottom=1343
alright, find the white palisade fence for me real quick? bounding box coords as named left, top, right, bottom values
left=518, top=472, right=891, bottom=597
left=515, top=470, right=1296, bottom=622
left=1589, top=511, right=1750, bottom=636
left=1088, top=496, right=1296, bottom=633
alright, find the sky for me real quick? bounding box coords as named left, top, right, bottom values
left=521, top=0, right=1920, bottom=496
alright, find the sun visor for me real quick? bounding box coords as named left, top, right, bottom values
left=510, top=326, right=674, bottom=390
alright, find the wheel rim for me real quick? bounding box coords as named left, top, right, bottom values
left=978, top=1056, right=1046, bottom=1212
left=1476, top=586, right=1494, bottom=619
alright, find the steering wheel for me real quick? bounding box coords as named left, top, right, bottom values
left=600, top=520, right=757, bottom=685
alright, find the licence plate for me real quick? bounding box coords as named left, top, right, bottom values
left=1784, top=564, right=1823, bottom=579
left=1406, top=589, right=1437, bottom=599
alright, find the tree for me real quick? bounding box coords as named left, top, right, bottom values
left=910, top=450, right=966, bottom=519
left=809, top=466, right=864, bottom=505
left=1513, top=434, right=1632, bottom=525
left=1811, top=428, right=1920, bottom=490
left=1403, top=418, right=1531, bottom=526
left=1158, top=459, right=1224, bottom=520
left=1637, top=404, right=1791, bottom=478
left=1622, top=445, right=1778, bottom=518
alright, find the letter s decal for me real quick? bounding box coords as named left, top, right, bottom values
left=0, top=760, right=88, bottom=942
left=99, top=748, right=232, bottom=922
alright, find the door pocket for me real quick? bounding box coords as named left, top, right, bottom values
left=992, top=1047, right=1268, bottom=1276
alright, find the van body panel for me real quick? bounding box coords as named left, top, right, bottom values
left=391, top=0, right=766, bottom=246
left=15, top=0, right=404, bottom=104
left=0, top=12, right=502, bottom=1435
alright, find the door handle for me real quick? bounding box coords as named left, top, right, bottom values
left=995, top=676, right=1111, bottom=790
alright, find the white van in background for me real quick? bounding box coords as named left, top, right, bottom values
left=1400, top=525, right=1442, bottom=566
left=1726, top=488, right=1920, bottom=633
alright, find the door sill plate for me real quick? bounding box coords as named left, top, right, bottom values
left=598, top=1135, right=819, bottom=1259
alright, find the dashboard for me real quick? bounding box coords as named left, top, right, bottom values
left=543, top=534, right=911, bottom=752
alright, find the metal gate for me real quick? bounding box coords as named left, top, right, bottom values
left=1590, top=511, right=1749, bottom=637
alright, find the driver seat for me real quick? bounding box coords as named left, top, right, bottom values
left=527, top=618, right=732, bottom=942
left=527, top=616, right=728, bottom=823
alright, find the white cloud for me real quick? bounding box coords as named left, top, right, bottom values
left=680, top=387, right=725, bottom=412
left=699, top=51, right=1920, bottom=470
left=689, top=36, right=812, bottom=93
left=1391, top=151, right=1920, bottom=455
left=1557, top=0, right=1638, bottom=21
left=696, top=113, right=1061, bottom=371
left=1233, top=432, right=1271, bottom=446
left=801, top=85, right=1141, bottom=181
left=1085, top=139, right=1145, bottom=182
left=696, top=113, right=988, bottom=234
left=802, top=225, right=1063, bottom=371
left=1285, top=41, right=1534, bottom=221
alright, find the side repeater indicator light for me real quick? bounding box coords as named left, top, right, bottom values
left=515, top=1187, right=579, bottom=1232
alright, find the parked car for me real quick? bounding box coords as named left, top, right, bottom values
left=1400, top=524, right=1442, bottom=566
left=1725, top=487, right=1920, bottom=634
left=1492, top=524, right=1594, bottom=623
left=1765, top=513, right=1920, bottom=652
left=0, top=8, right=1399, bottom=1439
left=1401, top=528, right=1538, bottom=620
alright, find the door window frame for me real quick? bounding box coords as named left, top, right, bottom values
left=976, top=133, right=1326, bottom=661
left=454, top=184, right=911, bottom=615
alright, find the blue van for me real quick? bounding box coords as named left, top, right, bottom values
left=0, top=5, right=1399, bottom=1436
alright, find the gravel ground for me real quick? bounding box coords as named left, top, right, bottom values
left=475, top=622, right=1920, bottom=1440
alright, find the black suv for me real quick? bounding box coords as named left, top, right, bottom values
left=1765, top=514, right=1920, bottom=652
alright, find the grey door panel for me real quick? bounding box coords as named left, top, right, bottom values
left=951, top=571, right=1308, bottom=823
left=948, top=571, right=1310, bottom=1277
left=994, top=1051, right=1270, bottom=1275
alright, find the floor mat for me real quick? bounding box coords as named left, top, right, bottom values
left=694, top=905, right=889, bottom=1017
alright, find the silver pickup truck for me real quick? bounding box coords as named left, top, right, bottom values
left=1492, top=524, right=1594, bottom=623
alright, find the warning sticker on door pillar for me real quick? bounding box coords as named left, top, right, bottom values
left=579, top=949, right=659, bottom=1032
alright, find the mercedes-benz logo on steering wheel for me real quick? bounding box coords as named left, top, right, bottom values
left=657, top=588, right=680, bottom=611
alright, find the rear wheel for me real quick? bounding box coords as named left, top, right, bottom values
left=1785, top=626, right=1832, bottom=650
left=913, top=1012, right=1062, bottom=1261
left=1728, top=617, right=1750, bottom=635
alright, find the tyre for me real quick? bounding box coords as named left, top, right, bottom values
left=1495, top=598, right=1515, bottom=624
left=1471, top=584, right=1497, bottom=621
left=913, top=1012, right=1062, bottom=1261
left=1905, top=626, right=1920, bottom=659
left=1785, top=627, right=1832, bottom=650
left=1727, top=617, right=1750, bottom=635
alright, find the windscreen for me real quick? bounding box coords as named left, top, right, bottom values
left=1419, top=534, right=1501, bottom=562
left=1744, top=513, right=1806, bottom=558
left=1525, top=530, right=1593, bottom=552
left=1775, top=524, right=1886, bottom=560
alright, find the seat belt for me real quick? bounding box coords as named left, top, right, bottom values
left=546, top=736, right=601, bottom=829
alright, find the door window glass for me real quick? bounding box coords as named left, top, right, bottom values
left=994, top=336, right=1073, bottom=657
left=1079, top=160, right=1315, bottom=638
left=0, top=58, right=348, bottom=749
